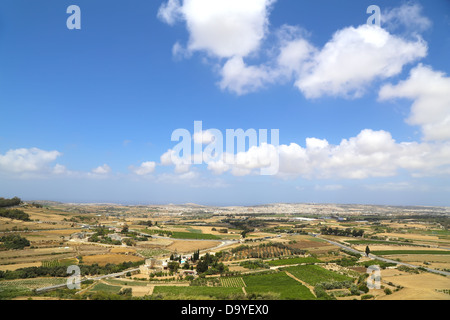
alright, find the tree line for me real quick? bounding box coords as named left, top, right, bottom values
left=320, top=227, right=364, bottom=237
left=0, top=234, right=31, bottom=250
left=0, top=208, right=30, bottom=221
left=0, top=261, right=143, bottom=280
left=0, top=197, right=21, bottom=208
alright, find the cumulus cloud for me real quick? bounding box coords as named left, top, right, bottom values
left=382, top=3, right=432, bottom=34
left=160, top=149, right=191, bottom=174
left=157, top=0, right=183, bottom=26
left=158, top=0, right=276, bottom=58
left=91, top=164, right=111, bottom=175
left=130, top=161, right=156, bottom=176
left=52, top=164, right=68, bottom=175
left=295, top=25, right=427, bottom=98
left=200, top=129, right=450, bottom=179
left=379, top=64, right=450, bottom=142
left=0, top=148, right=62, bottom=174
left=219, top=56, right=275, bottom=95
left=159, top=2, right=430, bottom=99
left=214, top=24, right=427, bottom=98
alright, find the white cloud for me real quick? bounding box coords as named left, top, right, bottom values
left=219, top=56, right=274, bottom=95
left=215, top=24, right=427, bottom=97
left=158, top=0, right=276, bottom=58
left=172, top=41, right=192, bottom=60
left=91, top=164, right=111, bottom=175
left=205, top=143, right=278, bottom=176
left=295, top=25, right=427, bottom=98
left=382, top=3, right=432, bottom=34
left=157, top=0, right=183, bottom=26
left=276, top=129, right=402, bottom=179
left=0, top=148, right=62, bottom=174
left=277, top=37, right=315, bottom=75
left=130, top=161, right=156, bottom=176
left=379, top=64, right=450, bottom=141
left=52, top=164, right=68, bottom=175
left=159, top=2, right=430, bottom=99
left=201, top=129, right=450, bottom=179
left=160, top=149, right=191, bottom=174
left=207, top=159, right=230, bottom=175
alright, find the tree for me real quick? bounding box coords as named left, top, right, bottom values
left=365, top=246, right=371, bottom=257
left=192, top=249, right=200, bottom=262
left=121, top=225, right=129, bottom=234
left=196, top=260, right=208, bottom=273
left=0, top=234, right=30, bottom=250
left=123, top=238, right=135, bottom=246
left=168, top=262, right=179, bottom=273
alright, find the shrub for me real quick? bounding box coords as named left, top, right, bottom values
left=358, top=283, right=369, bottom=293
left=314, top=285, right=336, bottom=300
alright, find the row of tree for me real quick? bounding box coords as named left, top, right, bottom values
left=0, top=209, right=30, bottom=221
left=0, top=197, right=21, bottom=208
left=320, top=227, right=364, bottom=237
left=0, top=234, right=31, bottom=250
left=0, top=261, right=143, bottom=280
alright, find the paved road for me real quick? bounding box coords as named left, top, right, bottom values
left=318, top=236, right=450, bottom=277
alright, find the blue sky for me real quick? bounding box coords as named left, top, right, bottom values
left=1, top=0, right=450, bottom=206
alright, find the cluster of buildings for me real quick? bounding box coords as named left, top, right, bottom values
left=139, top=257, right=197, bottom=277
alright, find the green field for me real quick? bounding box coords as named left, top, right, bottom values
left=266, top=257, right=321, bottom=266
left=243, top=272, right=315, bottom=300
left=371, top=250, right=450, bottom=255
left=171, top=232, right=221, bottom=240
left=345, top=240, right=422, bottom=246
left=185, top=228, right=203, bottom=234
left=283, top=265, right=353, bottom=286
left=152, top=286, right=243, bottom=299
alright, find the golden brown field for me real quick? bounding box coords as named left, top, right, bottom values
left=379, top=272, right=450, bottom=300
left=165, top=240, right=222, bottom=253
left=81, top=254, right=144, bottom=266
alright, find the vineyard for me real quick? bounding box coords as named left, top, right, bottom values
left=41, top=258, right=77, bottom=268
left=282, top=265, right=354, bottom=286
left=137, top=248, right=170, bottom=258
left=0, top=277, right=67, bottom=291
left=220, top=244, right=301, bottom=261
left=220, top=277, right=246, bottom=287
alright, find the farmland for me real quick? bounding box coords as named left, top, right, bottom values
left=0, top=199, right=449, bottom=300
left=242, top=272, right=315, bottom=300
left=282, top=265, right=353, bottom=286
